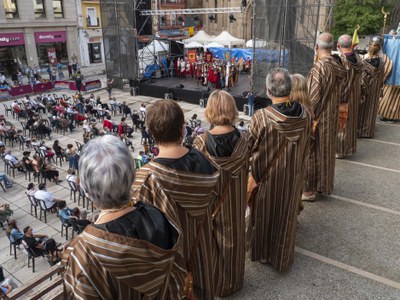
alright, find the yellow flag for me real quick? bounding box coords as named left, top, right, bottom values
left=352, top=25, right=360, bottom=49
left=188, top=27, right=194, bottom=36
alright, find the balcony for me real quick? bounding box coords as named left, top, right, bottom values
left=86, top=17, right=100, bottom=28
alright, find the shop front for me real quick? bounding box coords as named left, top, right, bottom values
left=35, top=31, right=68, bottom=67
left=0, top=33, right=27, bottom=76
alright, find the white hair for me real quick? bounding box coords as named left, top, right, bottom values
left=79, top=135, right=135, bottom=209
left=266, top=68, right=292, bottom=97
left=317, top=32, right=334, bottom=50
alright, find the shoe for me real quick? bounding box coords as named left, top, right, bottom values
left=379, top=117, right=394, bottom=124
left=302, top=193, right=316, bottom=202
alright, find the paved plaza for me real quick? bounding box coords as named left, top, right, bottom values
left=0, top=87, right=399, bottom=299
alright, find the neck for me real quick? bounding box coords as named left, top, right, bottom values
left=271, top=96, right=290, bottom=105
left=318, top=50, right=332, bottom=58
left=209, top=124, right=234, bottom=135
left=157, top=143, right=188, bottom=159
left=95, top=205, right=134, bottom=224
left=340, top=48, right=353, bottom=54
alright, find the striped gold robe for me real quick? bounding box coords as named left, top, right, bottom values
left=337, top=53, right=362, bottom=156
left=132, top=163, right=219, bottom=300
left=248, top=105, right=311, bottom=272
left=193, top=132, right=248, bottom=297
left=358, top=58, right=385, bottom=138
left=378, top=55, right=400, bottom=120
left=62, top=224, right=180, bottom=300
left=304, top=55, right=346, bottom=195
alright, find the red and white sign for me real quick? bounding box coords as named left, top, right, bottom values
left=34, top=31, right=66, bottom=44
left=0, top=33, right=25, bottom=47
left=47, top=48, right=58, bottom=64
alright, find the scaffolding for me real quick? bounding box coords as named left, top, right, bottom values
left=251, top=0, right=334, bottom=97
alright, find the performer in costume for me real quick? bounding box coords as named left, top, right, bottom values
left=358, top=37, right=385, bottom=138
left=193, top=90, right=248, bottom=297
left=303, top=32, right=346, bottom=200
left=248, top=68, right=311, bottom=272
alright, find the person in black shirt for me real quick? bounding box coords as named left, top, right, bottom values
left=22, top=226, right=48, bottom=256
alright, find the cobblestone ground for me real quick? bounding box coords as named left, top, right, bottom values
left=0, top=87, right=399, bottom=299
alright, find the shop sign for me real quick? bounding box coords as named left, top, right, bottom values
left=89, top=37, right=101, bottom=43
left=34, top=31, right=66, bottom=44
left=0, top=33, right=25, bottom=47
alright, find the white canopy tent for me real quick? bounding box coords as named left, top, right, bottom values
left=210, top=31, right=245, bottom=48
left=204, top=42, right=225, bottom=49
left=183, top=30, right=213, bottom=44
left=246, top=38, right=267, bottom=48
left=185, top=41, right=204, bottom=49
left=138, top=40, right=169, bottom=74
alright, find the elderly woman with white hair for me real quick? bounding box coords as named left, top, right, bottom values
left=61, top=135, right=181, bottom=300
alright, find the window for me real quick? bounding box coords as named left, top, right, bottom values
left=87, top=7, right=99, bottom=27
left=52, top=0, right=63, bottom=18
left=3, top=0, right=19, bottom=19
left=33, top=0, right=46, bottom=19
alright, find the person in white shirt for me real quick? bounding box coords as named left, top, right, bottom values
left=34, top=183, right=63, bottom=209
left=4, top=150, right=23, bottom=170
left=66, top=169, right=77, bottom=183
left=237, top=121, right=248, bottom=132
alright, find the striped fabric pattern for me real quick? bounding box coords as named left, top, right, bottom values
left=337, top=53, right=362, bottom=156
left=132, top=162, right=220, bottom=300
left=193, top=132, right=249, bottom=297
left=378, top=55, right=400, bottom=120
left=248, top=105, right=311, bottom=272
left=358, top=58, right=385, bottom=138
left=304, top=55, right=347, bottom=195
left=62, top=224, right=179, bottom=300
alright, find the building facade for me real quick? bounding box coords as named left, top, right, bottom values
left=0, top=0, right=80, bottom=76
left=76, top=0, right=104, bottom=67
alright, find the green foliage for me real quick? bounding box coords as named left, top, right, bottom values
left=331, top=0, right=394, bottom=39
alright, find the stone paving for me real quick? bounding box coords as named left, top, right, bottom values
left=0, top=86, right=399, bottom=299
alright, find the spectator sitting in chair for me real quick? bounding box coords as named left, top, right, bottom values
left=137, top=151, right=149, bottom=165
left=7, top=219, right=23, bottom=245
left=34, top=183, right=64, bottom=209
left=103, top=115, right=115, bottom=132
left=0, top=267, right=18, bottom=296
left=26, top=182, right=37, bottom=196
left=22, top=225, right=49, bottom=256
left=131, top=110, right=144, bottom=131
left=74, top=210, right=91, bottom=233
left=66, top=169, right=77, bottom=184
left=59, top=201, right=73, bottom=225
left=4, top=150, right=24, bottom=171
left=0, top=172, right=13, bottom=188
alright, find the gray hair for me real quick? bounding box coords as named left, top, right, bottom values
left=78, top=135, right=135, bottom=209
left=266, top=68, right=292, bottom=97
left=317, top=32, right=334, bottom=50
left=338, top=34, right=352, bottom=49
left=80, top=210, right=88, bottom=220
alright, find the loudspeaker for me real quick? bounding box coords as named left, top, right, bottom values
left=131, top=87, right=139, bottom=96
left=243, top=104, right=249, bottom=116
left=200, top=98, right=208, bottom=108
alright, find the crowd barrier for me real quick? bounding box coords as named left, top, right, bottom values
left=0, top=79, right=102, bottom=100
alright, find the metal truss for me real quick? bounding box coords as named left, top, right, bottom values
left=140, top=7, right=243, bottom=16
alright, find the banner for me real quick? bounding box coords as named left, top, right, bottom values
left=47, top=48, right=58, bottom=65
left=188, top=50, right=197, bottom=63
left=54, top=81, right=70, bottom=90
left=84, top=80, right=102, bottom=91
left=0, top=89, right=10, bottom=100
left=188, top=27, right=195, bottom=36
left=33, top=82, right=53, bottom=93
left=9, top=85, right=33, bottom=97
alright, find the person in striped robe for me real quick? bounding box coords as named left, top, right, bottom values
left=303, top=32, right=346, bottom=199
left=336, top=34, right=362, bottom=158
left=378, top=49, right=397, bottom=122
left=358, top=38, right=385, bottom=138
left=132, top=99, right=219, bottom=300
left=247, top=68, right=311, bottom=272
left=193, top=90, right=249, bottom=297
left=62, top=135, right=182, bottom=300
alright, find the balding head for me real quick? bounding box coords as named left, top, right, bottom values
left=317, top=32, right=334, bottom=50
left=338, top=34, right=352, bottom=49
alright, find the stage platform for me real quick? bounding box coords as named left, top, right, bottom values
left=137, top=74, right=270, bottom=112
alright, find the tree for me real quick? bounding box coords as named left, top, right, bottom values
left=331, top=0, right=395, bottom=39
